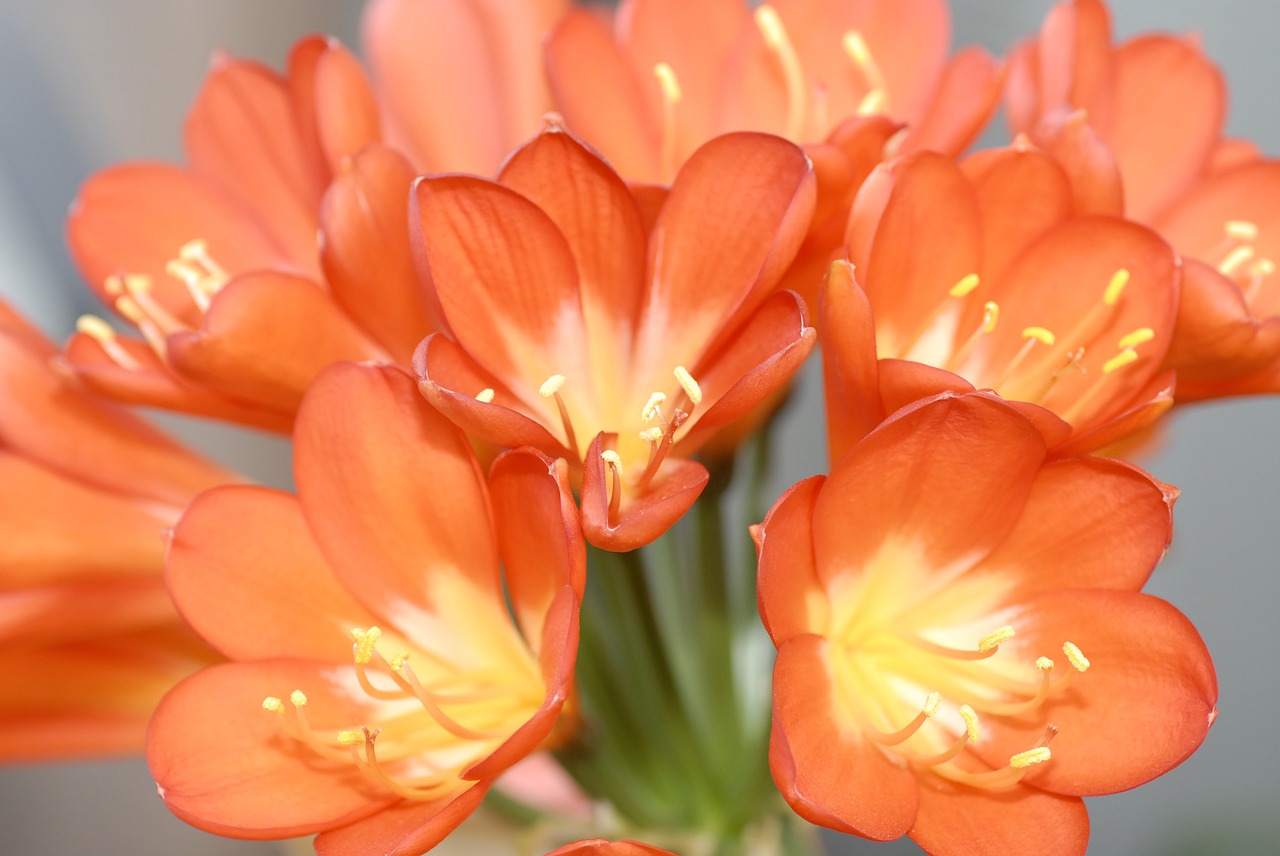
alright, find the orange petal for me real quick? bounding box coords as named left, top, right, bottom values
left=631, top=132, right=814, bottom=388
left=184, top=54, right=326, bottom=269
left=874, top=358, right=973, bottom=417
left=545, top=9, right=661, bottom=181
left=67, top=163, right=287, bottom=321
left=320, top=144, right=436, bottom=362
left=1052, top=369, right=1175, bottom=457
left=292, top=37, right=383, bottom=172
left=580, top=433, right=709, bottom=551
left=489, top=450, right=586, bottom=644
left=909, top=777, right=1088, bottom=856
left=770, top=634, right=919, bottom=839
left=1030, top=108, right=1124, bottom=217
left=0, top=578, right=175, bottom=647
left=293, top=363, right=503, bottom=625
left=962, top=457, right=1173, bottom=600
left=166, top=271, right=384, bottom=412
left=820, top=260, right=885, bottom=457
left=147, top=660, right=393, bottom=838
left=313, top=785, right=489, bottom=856
left=545, top=840, right=678, bottom=856
left=757, top=475, right=827, bottom=644
left=1161, top=259, right=1280, bottom=382
left=974, top=590, right=1216, bottom=797
left=900, top=46, right=1003, bottom=158
left=167, top=485, right=379, bottom=662
left=812, top=392, right=1046, bottom=582
left=411, top=174, right=591, bottom=396
left=500, top=127, right=648, bottom=377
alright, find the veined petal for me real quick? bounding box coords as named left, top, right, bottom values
left=147, top=660, right=393, bottom=839
left=289, top=37, right=383, bottom=174
left=770, top=634, right=919, bottom=840
left=314, top=785, right=488, bottom=856
left=910, top=777, right=1088, bottom=856
left=293, top=363, right=506, bottom=640
left=411, top=174, right=592, bottom=402
left=166, top=272, right=385, bottom=412
left=320, top=145, right=436, bottom=362
left=974, top=590, right=1216, bottom=797
left=1030, top=109, right=1125, bottom=217
left=900, top=46, right=1003, bottom=158
left=167, top=485, right=380, bottom=662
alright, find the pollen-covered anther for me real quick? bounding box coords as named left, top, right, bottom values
left=959, top=704, right=980, bottom=744
left=639, top=426, right=665, bottom=444
left=475, top=388, right=495, bottom=404
left=653, top=62, right=681, bottom=104
left=1118, top=327, right=1156, bottom=349
left=539, top=374, right=579, bottom=455
left=947, top=300, right=1000, bottom=370
left=262, top=696, right=285, bottom=714
left=922, top=691, right=941, bottom=718
left=1102, top=348, right=1139, bottom=375
left=653, top=62, right=682, bottom=181
left=75, top=315, right=143, bottom=370
left=290, top=690, right=308, bottom=708
left=949, top=273, right=980, bottom=298
left=1062, top=641, right=1090, bottom=672
left=601, top=450, right=624, bottom=526
left=352, top=626, right=383, bottom=665
left=977, top=625, right=1016, bottom=653
left=389, top=653, right=410, bottom=673
left=673, top=365, right=702, bottom=405
left=641, top=392, right=668, bottom=423
left=1103, top=268, right=1131, bottom=306
left=337, top=730, right=366, bottom=746
left=1225, top=219, right=1260, bottom=242
left=1009, top=746, right=1052, bottom=768
left=842, top=29, right=888, bottom=114
left=1023, top=326, right=1056, bottom=346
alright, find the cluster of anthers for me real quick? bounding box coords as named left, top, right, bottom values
left=893, top=267, right=1157, bottom=424
left=260, top=626, right=531, bottom=802
left=74, top=238, right=229, bottom=370
left=1207, top=219, right=1275, bottom=309
left=840, top=623, right=1091, bottom=790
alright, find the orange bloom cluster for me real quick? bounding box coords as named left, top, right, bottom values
left=8, top=0, right=1265, bottom=854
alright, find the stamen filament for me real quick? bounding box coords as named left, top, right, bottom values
left=601, top=450, right=624, bottom=528
left=653, top=62, right=682, bottom=183
left=865, top=691, right=940, bottom=747
left=755, top=5, right=807, bottom=139
left=75, top=315, right=143, bottom=370
left=539, top=374, right=579, bottom=456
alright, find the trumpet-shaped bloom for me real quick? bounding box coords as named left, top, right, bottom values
left=825, top=148, right=1178, bottom=458
left=0, top=299, right=230, bottom=759
left=412, top=125, right=817, bottom=549
left=1007, top=0, right=1280, bottom=397
left=545, top=841, right=676, bottom=856
left=545, top=0, right=1001, bottom=185
left=65, top=37, right=430, bottom=430
left=149, top=362, right=583, bottom=853
left=757, top=391, right=1216, bottom=854
left=363, top=0, right=568, bottom=175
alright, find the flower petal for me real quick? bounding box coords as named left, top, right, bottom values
left=909, top=777, right=1088, bottom=856
left=167, top=485, right=379, bottom=662
left=757, top=475, right=827, bottom=644
left=545, top=840, right=678, bottom=856
left=821, top=260, right=885, bottom=456
left=313, top=785, right=488, bottom=856
left=770, top=634, right=919, bottom=840
left=901, top=46, right=1003, bottom=158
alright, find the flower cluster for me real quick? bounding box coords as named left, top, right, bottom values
left=11, top=0, right=1273, bottom=854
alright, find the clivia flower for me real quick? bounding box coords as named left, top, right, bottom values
left=0, top=298, right=230, bottom=759
left=824, top=148, right=1179, bottom=457
left=149, top=362, right=583, bottom=853
left=412, top=124, right=817, bottom=549
left=757, top=391, right=1216, bottom=854
left=1006, top=0, right=1280, bottom=399
left=65, top=36, right=430, bottom=430
left=545, top=840, right=676, bottom=856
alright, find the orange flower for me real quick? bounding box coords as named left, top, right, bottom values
left=757, top=391, right=1216, bottom=853
left=0, top=299, right=229, bottom=759
left=363, top=0, right=568, bottom=174
left=1006, top=0, right=1280, bottom=398
left=545, top=0, right=1001, bottom=185
left=412, top=125, right=817, bottom=549
left=149, top=362, right=583, bottom=852
left=65, top=37, right=429, bottom=430
left=545, top=840, right=676, bottom=856
left=824, top=148, right=1179, bottom=458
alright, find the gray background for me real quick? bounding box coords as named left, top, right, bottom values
left=0, top=1, right=1276, bottom=854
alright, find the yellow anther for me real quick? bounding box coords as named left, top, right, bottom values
left=1036, top=656, right=1055, bottom=672
left=389, top=653, right=409, bottom=673
left=1225, top=220, right=1259, bottom=242
left=641, top=392, right=667, bottom=423
left=981, top=301, right=1000, bottom=333
left=754, top=5, right=787, bottom=47
left=949, top=273, right=980, bottom=298
left=959, top=705, right=980, bottom=744
left=475, top=388, right=495, bottom=404
left=842, top=31, right=873, bottom=68
left=1022, top=326, right=1056, bottom=346
left=1117, top=327, right=1155, bottom=349
left=1102, top=349, right=1138, bottom=375
left=1103, top=269, right=1130, bottom=305
left=1009, top=746, right=1052, bottom=768
left=1062, top=641, right=1090, bottom=672
left=261, top=697, right=284, bottom=714
left=337, top=730, right=366, bottom=746
left=352, top=626, right=382, bottom=665
left=639, top=427, right=665, bottom=443
left=122, top=274, right=153, bottom=294
left=104, top=275, right=125, bottom=296
left=290, top=690, right=308, bottom=708
left=539, top=374, right=566, bottom=398
left=1219, top=245, right=1255, bottom=275
left=114, top=296, right=146, bottom=324
left=977, top=625, right=1016, bottom=653
left=75, top=315, right=118, bottom=342
left=1253, top=258, right=1277, bottom=276
left=922, top=691, right=941, bottom=717
left=601, top=449, right=623, bottom=476
left=178, top=238, right=210, bottom=260
left=855, top=88, right=887, bottom=116
left=653, top=62, right=682, bottom=103
left=674, top=366, right=702, bottom=404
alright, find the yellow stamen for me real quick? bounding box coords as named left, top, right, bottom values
left=1219, top=245, right=1255, bottom=276
left=352, top=627, right=382, bottom=665
left=641, top=392, right=667, bottom=423
left=754, top=5, right=806, bottom=139
left=290, top=690, right=307, bottom=707
left=1062, top=641, right=1090, bottom=672
left=601, top=450, right=624, bottom=527
left=539, top=374, right=578, bottom=455
left=475, top=388, right=495, bottom=404
left=75, top=315, right=145, bottom=371
left=262, top=697, right=284, bottom=714
left=654, top=62, right=682, bottom=182
left=946, top=301, right=999, bottom=371
left=639, top=426, right=665, bottom=443
left=1117, top=327, right=1155, bottom=349
left=959, top=704, right=980, bottom=744
left=1225, top=219, right=1259, bottom=242
left=949, top=273, right=980, bottom=298
left=977, top=626, right=1016, bottom=653
left=1102, top=349, right=1138, bottom=375
left=539, top=374, right=566, bottom=397
left=1023, top=326, right=1056, bottom=346
left=337, top=730, right=366, bottom=745
left=842, top=30, right=886, bottom=92
left=1010, top=746, right=1052, bottom=768
left=389, top=653, right=410, bottom=672
left=1103, top=268, right=1130, bottom=305
left=674, top=365, right=702, bottom=405
left=922, top=691, right=941, bottom=718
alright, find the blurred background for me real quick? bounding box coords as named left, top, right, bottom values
left=0, top=1, right=1276, bottom=853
